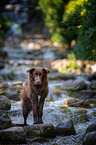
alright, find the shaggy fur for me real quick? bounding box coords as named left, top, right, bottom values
left=22, top=67, right=50, bottom=125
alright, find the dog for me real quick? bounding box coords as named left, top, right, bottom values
left=21, top=67, right=50, bottom=125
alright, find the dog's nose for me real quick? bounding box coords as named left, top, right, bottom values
left=36, top=80, right=41, bottom=84
left=37, top=80, right=40, bottom=83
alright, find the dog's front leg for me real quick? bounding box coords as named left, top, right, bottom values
left=31, top=95, right=38, bottom=124
left=38, top=95, right=46, bottom=124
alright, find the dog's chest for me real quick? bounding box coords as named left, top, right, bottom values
left=38, top=95, right=41, bottom=104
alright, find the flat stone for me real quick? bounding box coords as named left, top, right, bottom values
left=0, top=82, right=9, bottom=89
left=62, top=80, right=87, bottom=91
left=64, top=97, right=78, bottom=106
left=49, top=73, right=76, bottom=80
left=0, top=126, right=26, bottom=144
left=11, top=81, right=23, bottom=86
left=24, top=123, right=54, bottom=138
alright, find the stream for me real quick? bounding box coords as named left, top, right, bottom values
left=0, top=34, right=96, bottom=144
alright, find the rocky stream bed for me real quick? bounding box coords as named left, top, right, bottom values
left=0, top=34, right=96, bottom=144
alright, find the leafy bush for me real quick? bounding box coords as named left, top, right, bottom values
left=60, top=53, right=79, bottom=73
left=39, top=0, right=96, bottom=60
left=38, top=0, right=70, bottom=45
left=63, top=0, right=96, bottom=60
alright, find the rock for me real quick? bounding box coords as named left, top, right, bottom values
left=64, top=97, right=91, bottom=108
left=73, top=109, right=89, bottom=123
left=88, top=73, right=96, bottom=81
left=5, top=86, right=20, bottom=101
left=90, top=81, right=96, bottom=89
left=0, top=50, right=7, bottom=58
left=11, top=81, right=23, bottom=86
left=0, top=95, right=11, bottom=110
left=0, top=110, right=12, bottom=129
left=55, top=119, right=76, bottom=136
left=0, top=82, right=9, bottom=89
left=78, top=90, right=95, bottom=100
left=0, top=76, right=4, bottom=83
left=0, top=83, right=9, bottom=95
left=49, top=73, right=76, bottom=80
left=70, top=100, right=91, bottom=108
left=0, top=62, right=5, bottom=69
left=86, top=122, right=96, bottom=134
left=83, top=131, right=96, bottom=145
left=64, top=97, right=78, bottom=106
left=62, top=80, right=87, bottom=91
left=24, top=123, right=55, bottom=138
left=0, top=126, right=26, bottom=144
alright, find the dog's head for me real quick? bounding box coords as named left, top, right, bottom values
left=27, top=67, right=50, bottom=85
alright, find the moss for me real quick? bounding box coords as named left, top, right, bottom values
left=46, top=98, right=53, bottom=102
left=78, top=109, right=87, bottom=114
left=60, top=106, right=71, bottom=113
left=66, top=90, right=77, bottom=98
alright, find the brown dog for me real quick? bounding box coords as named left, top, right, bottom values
left=22, top=67, right=50, bottom=125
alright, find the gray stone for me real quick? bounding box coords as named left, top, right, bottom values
left=90, top=81, right=96, bottom=89
left=55, top=119, right=76, bottom=136
left=0, top=82, right=9, bottom=89
left=86, top=122, right=96, bottom=134
left=24, top=123, right=54, bottom=138
left=83, top=131, right=96, bottom=145
left=62, top=80, right=87, bottom=91
left=0, top=126, right=26, bottom=144
left=5, top=86, right=20, bottom=101
left=0, top=95, right=11, bottom=110
left=0, top=110, right=12, bottom=129
left=11, top=81, right=23, bottom=86
left=49, top=73, right=76, bottom=80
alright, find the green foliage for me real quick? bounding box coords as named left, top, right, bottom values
left=38, top=0, right=69, bottom=45
left=63, top=0, right=96, bottom=60
left=60, top=53, right=79, bottom=73
left=39, top=0, right=96, bottom=60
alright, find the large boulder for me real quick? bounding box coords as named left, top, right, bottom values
left=0, top=110, right=12, bottom=129
left=54, top=119, right=76, bottom=136
left=83, top=122, right=96, bottom=145
left=86, top=122, right=96, bottom=134
left=24, top=123, right=54, bottom=138
left=49, top=73, right=76, bottom=80
left=83, top=131, right=96, bottom=145
left=62, top=80, right=87, bottom=91
left=5, top=86, right=20, bottom=101
left=64, top=98, right=91, bottom=108
left=0, top=95, right=11, bottom=110
left=0, top=126, right=26, bottom=144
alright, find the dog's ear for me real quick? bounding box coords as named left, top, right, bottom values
left=42, top=68, right=50, bottom=74
left=27, top=67, right=35, bottom=73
